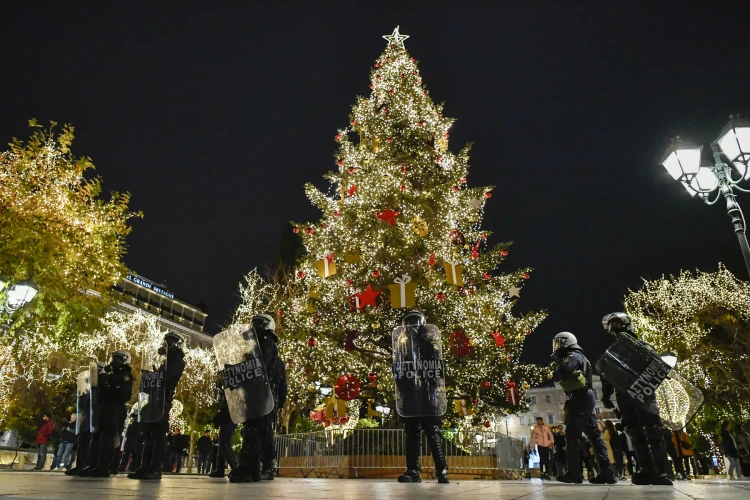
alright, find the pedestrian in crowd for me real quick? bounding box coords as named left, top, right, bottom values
left=619, top=423, right=636, bottom=476
left=664, top=427, right=686, bottom=480
left=550, top=331, right=615, bottom=484
left=553, top=426, right=567, bottom=477
left=168, top=429, right=189, bottom=473
left=721, top=421, right=743, bottom=479
left=598, top=421, right=615, bottom=468
left=672, top=428, right=695, bottom=479
left=51, top=414, right=76, bottom=470
left=118, top=412, right=140, bottom=472
left=580, top=435, right=597, bottom=479
left=530, top=416, right=554, bottom=480
left=206, top=433, right=219, bottom=475
left=604, top=420, right=623, bottom=479
left=196, top=430, right=213, bottom=474
left=735, top=424, right=750, bottom=477
left=33, top=414, right=54, bottom=470
left=523, top=447, right=531, bottom=479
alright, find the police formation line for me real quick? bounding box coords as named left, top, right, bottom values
left=62, top=310, right=695, bottom=486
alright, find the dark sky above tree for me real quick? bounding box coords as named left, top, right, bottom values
left=3, top=3, right=750, bottom=367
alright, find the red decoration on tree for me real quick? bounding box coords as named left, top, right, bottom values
left=449, top=229, right=465, bottom=246
left=293, top=227, right=300, bottom=234
left=481, top=233, right=487, bottom=240
left=297, top=271, right=306, bottom=279
left=348, top=166, right=356, bottom=173
left=401, top=165, right=407, bottom=175
left=386, top=137, right=393, bottom=143
left=501, top=250, right=509, bottom=257
left=452, top=186, right=460, bottom=193
left=347, top=184, right=358, bottom=197
left=352, top=119, right=357, bottom=125
left=355, top=284, right=381, bottom=310
left=277, top=309, right=284, bottom=317
left=335, top=133, right=341, bottom=141
left=526, top=329, right=532, bottom=336
left=484, top=420, right=492, bottom=428
left=484, top=191, right=492, bottom=199
left=460, top=177, right=467, bottom=184
left=333, top=210, right=341, bottom=217
left=374, top=62, right=379, bottom=68
left=335, top=374, right=361, bottom=401
left=367, top=372, right=378, bottom=382
left=305, top=227, right=314, bottom=235
left=371, top=269, right=381, bottom=278
left=505, top=381, right=520, bottom=406
left=375, top=207, right=399, bottom=226
left=307, top=337, right=317, bottom=347
left=491, top=330, right=506, bottom=348
left=400, top=184, right=406, bottom=192
left=369, top=83, right=374, bottom=89
left=346, top=279, right=353, bottom=286
left=449, top=330, right=471, bottom=357
left=336, top=159, right=344, bottom=166
left=481, top=380, right=491, bottom=389
left=429, top=253, right=436, bottom=266
left=418, top=121, right=424, bottom=127
left=435, top=291, right=446, bottom=301
left=344, top=330, right=358, bottom=353
left=388, top=88, right=394, bottom=95
left=435, top=156, right=441, bottom=162
left=471, top=241, right=481, bottom=260
left=445, top=132, right=450, bottom=138
left=483, top=272, right=491, bottom=280
left=523, top=273, right=530, bottom=279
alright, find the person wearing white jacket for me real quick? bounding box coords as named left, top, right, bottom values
left=531, top=417, right=555, bottom=479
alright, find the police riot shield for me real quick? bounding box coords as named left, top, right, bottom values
left=392, top=324, right=447, bottom=417
left=137, top=340, right=168, bottom=423
left=594, top=333, right=671, bottom=404
left=76, top=365, right=93, bottom=435
left=656, top=368, right=704, bottom=430
left=214, top=324, right=275, bottom=424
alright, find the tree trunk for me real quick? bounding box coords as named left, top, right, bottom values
left=186, top=405, right=198, bottom=473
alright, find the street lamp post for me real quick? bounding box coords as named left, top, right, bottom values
left=1, top=277, right=39, bottom=313
left=660, top=116, right=750, bottom=278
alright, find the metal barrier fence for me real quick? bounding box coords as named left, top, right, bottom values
left=275, top=428, right=525, bottom=479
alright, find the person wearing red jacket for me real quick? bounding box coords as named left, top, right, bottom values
left=531, top=417, right=555, bottom=479
left=33, top=414, right=54, bottom=470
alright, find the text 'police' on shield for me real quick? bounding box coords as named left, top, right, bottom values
left=394, top=359, right=444, bottom=380
left=140, top=370, right=163, bottom=389
left=221, top=357, right=264, bottom=390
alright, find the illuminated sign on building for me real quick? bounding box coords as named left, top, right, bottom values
left=125, top=274, right=175, bottom=299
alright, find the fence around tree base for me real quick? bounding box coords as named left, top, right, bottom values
left=275, top=429, right=525, bottom=479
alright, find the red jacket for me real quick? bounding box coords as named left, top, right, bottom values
left=35, top=420, right=54, bottom=445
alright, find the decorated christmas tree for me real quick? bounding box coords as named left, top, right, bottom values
left=239, top=28, right=548, bottom=427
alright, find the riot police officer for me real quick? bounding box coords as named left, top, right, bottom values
left=394, top=312, right=449, bottom=484
left=128, top=331, right=185, bottom=481
left=551, top=332, right=616, bottom=484
left=600, top=313, right=672, bottom=485
left=82, top=350, right=133, bottom=477
left=209, top=378, right=238, bottom=478
left=229, top=314, right=287, bottom=483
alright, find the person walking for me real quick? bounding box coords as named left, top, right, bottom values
left=721, top=421, right=743, bottom=479
left=553, top=426, right=567, bottom=476
left=530, top=417, right=554, bottom=479
left=196, top=430, right=213, bottom=474
left=603, top=420, right=623, bottom=479
left=168, top=429, right=188, bottom=473
left=672, top=429, right=695, bottom=479
left=51, top=414, right=76, bottom=470
left=33, top=414, right=54, bottom=470
left=619, top=423, right=636, bottom=477
left=735, top=424, right=750, bottom=477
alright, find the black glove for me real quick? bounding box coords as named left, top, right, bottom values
left=602, top=396, right=614, bottom=409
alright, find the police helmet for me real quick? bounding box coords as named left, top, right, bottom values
left=112, top=350, right=131, bottom=365
left=164, top=331, right=184, bottom=346
left=401, top=311, right=427, bottom=327
left=552, top=331, right=580, bottom=353
left=602, top=312, right=634, bottom=334
left=252, top=313, right=276, bottom=332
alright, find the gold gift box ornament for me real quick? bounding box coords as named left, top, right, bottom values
left=315, top=253, right=337, bottom=277
left=443, top=260, right=464, bottom=286
left=387, top=274, right=416, bottom=308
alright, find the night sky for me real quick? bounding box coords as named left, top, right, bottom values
left=3, top=3, right=750, bottom=366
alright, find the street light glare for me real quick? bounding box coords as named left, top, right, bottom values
left=4, top=279, right=38, bottom=312
left=716, top=121, right=750, bottom=180
left=660, top=351, right=678, bottom=369
left=689, top=166, right=719, bottom=194
left=661, top=147, right=702, bottom=180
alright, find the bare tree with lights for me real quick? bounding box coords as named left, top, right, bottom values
left=239, top=28, right=549, bottom=426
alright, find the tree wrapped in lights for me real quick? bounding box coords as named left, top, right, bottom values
left=0, top=120, right=139, bottom=339
left=624, top=264, right=750, bottom=432
left=239, top=28, right=548, bottom=425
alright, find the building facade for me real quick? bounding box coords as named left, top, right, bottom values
left=111, top=273, right=212, bottom=349
left=500, top=375, right=618, bottom=447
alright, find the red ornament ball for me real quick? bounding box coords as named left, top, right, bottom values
left=422, top=90, right=427, bottom=95
left=386, top=56, right=391, bottom=62
left=367, top=372, right=378, bottom=382
left=305, top=227, right=314, bottom=235
left=444, top=132, right=450, bottom=138
left=335, top=374, right=361, bottom=401
left=460, top=177, right=467, bottom=184
left=348, top=166, right=356, bottom=173
left=376, top=74, right=381, bottom=80
left=449, top=330, right=471, bottom=357
left=336, top=159, right=344, bottom=166
left=388, top=88, right=394, bottom=95
left=400, top=73, right=405, bottom=78
left=435, top=156, right=441, bottom=162
left=293, top=227, right=300, bottom=234
left=297, top=271, right=305, bottom=279
left=452, top=186, right=460, bottom=193
left=410, top=57, right=415, bottom=62
left=374, top=62, right=379, bottom=68
left=484, top=420, right=492, bottom=428
left=523, top=273, right=530, bottom=279
left=501, top=250, right=509, bottom=257
left=435, top=291, right=446, bottom=301
left=481, top=233, right=487, bottom=240
left=387, top=137, right=393, bottom=143
left=401, top=165, right=407, bottom=175
left=351, top=119, right=357, bottom=125
left=449, top=229, right=465, bottom=246
left=484, top=191, right=492, bottom=199
left=335, top=133, right=341, bottom=141
left=481, top=381, right=491, bottom=389
left=418, top=121, right=424, bottom=127
left=346, top=279, right=353, bottom=286
left=369, top=83, right=374, bottom=89
left=333, top=210, right=341, bottom=217
left=307, top=337, right=317, bottom=347
left=371, top=270, right=381, bottom=278
left=277, top=309, right=284, bottom=317
left=400, top=184, right=406, bottom=192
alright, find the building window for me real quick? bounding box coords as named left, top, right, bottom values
left=519, top=416, right=525, bottom=425
left=530, top=395, right=537, bottom=404
left=533, top=414, right=540, bottom=423
left=548, top=413, right=554, bottom=424
left=593, top=388, right=598, bottom=398
left=521, top=437, right=527, bottom=446
left=545, top=394, right=552, bottom=404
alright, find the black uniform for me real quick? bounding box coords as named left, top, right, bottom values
left=210, top=388, right=238, bottom=478
left=89, top=362, right=133, bottom=476
left=601, top=332, right=672, bottom=484
left=552, top=348, right=612, bottom=482
left=232, top=328, right=287, bottom=482
left=132, top=345, right=185, bottom=480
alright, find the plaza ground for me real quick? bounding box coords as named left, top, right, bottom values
left=0, top=472, right=749, bottom=499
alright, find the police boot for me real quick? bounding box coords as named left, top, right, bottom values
left=209, top=453, right=226, bottom=478
left=627, top=429, right=655, bottom=485
left=261, top=459, right=276, bottom=480
left=557, top=472, right=583, bottom=484
left=589, top=465, right=617, bottom=484
left=426, top=425, right=449, bottom=483
left=398, top=426, right=422, bottom=483
left=77, top=466, right=94, bottom=477
left=644, top=425, right=673, bottom=486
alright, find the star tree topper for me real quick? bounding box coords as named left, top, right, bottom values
left=383, top=26, right=409, bottom=49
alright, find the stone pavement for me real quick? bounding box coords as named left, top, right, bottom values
left=0, top=472, right=749, bottom=499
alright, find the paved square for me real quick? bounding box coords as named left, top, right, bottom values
left=0, top=472, right=748, bottom=499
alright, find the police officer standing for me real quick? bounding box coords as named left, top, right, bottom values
left=229, top=314, right=287, bottom=483
left=551, top=332, right=616, bottom=484
left=82, top=350, right=133, bottom=477
left=600, top=313, right=673, bottom=485
left=128, top=331, right=185, bottom=481
left=209, top=379, right=238, bottom=479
